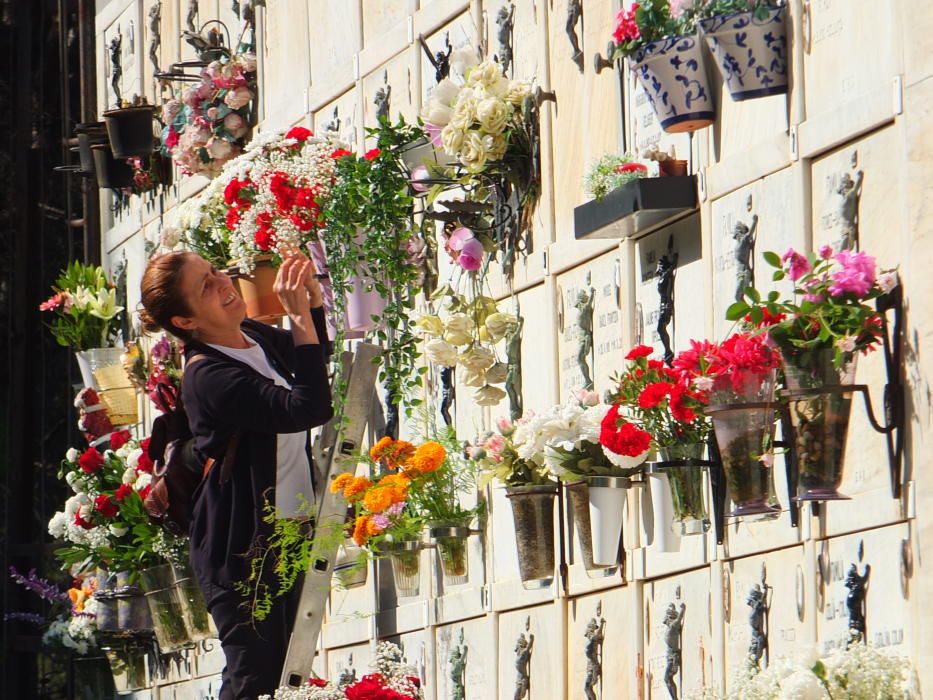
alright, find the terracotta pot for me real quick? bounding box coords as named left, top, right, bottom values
left=659, top=159, right=689, bottom=177
left=630, top=35, right=715, bottom=133
left=699, top=5, right=789, bottom=101
left=231, top=257, right=286, bottom=322
left=103, top=104, right=157, bottom=159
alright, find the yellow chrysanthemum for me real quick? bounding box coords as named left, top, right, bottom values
left=343, top=476, right=372, bottom=502
left=404, top=441, right=447, bottom=475
left=330, top=472, right=354, bottom=494
left=363, top=486, right=395, bottom=514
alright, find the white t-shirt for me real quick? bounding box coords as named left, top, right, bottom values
left=206, top=334, right=314, bottom=518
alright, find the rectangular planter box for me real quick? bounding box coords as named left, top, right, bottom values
left=574, top=176, right=698, bottom=241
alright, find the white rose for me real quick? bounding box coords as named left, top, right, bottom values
left=125, top=448, right=142, bottom=470
left=506, top=82, right=532, bottom=107
left=474, top=384, right=507, bottom=407
left=109, top=525, right=128, bottom=538
left=485, top=312, right=519, bottom=343
left=778, top=670, right=829, bottom=700
left=415, top=315, right=445, bottom=337
left=476, top=97, right=510, bottom=135
left=468, top=61, right=504, bottom=89
left=487, top=133, right=508, bottom=162
left=122, top=467, right=138, bottom=485
left=66, top=448, right=79, bottom=462
left=462, top=366, right=487, bottom=387
left=432, top=78, right=460, bottom=106
left=444, top=329, right=474, bottom=346
left=458, top=346, right=496, bottom=373
left=450, top=90, right=478, bottom=130
left=485, top=362, right=508, bottom=384
left=441, top=124, right=464, bottom=156
left=238, top=52, right=258, bottom=72
left=446, top=313, right=474, bottom=336
left=425, top=339, right=458, bottom=368
left=48, top=512, right=67, bottom=538
left=461, top=131, right=492, bottom=172
left=421, top=101, right=453, bottom=127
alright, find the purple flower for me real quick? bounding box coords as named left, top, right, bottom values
left=386, top=502, right=405, bottom=516
left=8, top=566, right=69, bottom=603
left=372, top=514, right=390, bottom=530
left=781, top=248, right=811, bottom=282
left=150, top=335, right=172, bottom=363
left=829, top=250, right=876, bottom=297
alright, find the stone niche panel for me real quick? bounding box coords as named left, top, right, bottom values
left=362, top=0, right=410, bottom=49
left=555, top=248, right=624, bottom=402
left=802, top=0, right=899, bottom=130
left=102, top=192, right=143, bottom=256
left=384, top=628, right=432, bottom=694
left=362, top=48, right=417, bottom=140
left=809, top=125, right=907, bottom=537
left=100, top=3, right=143, bottom=113
left=815, top=522, right=913, bottom=656
left=644, top=567, right=718, bottom=700
left=324, top=562, right=377, bottom=649
left=259, top=0, right=310, bottom=130
left=567, top=586, right=637, bottom=700
left=638, top=470, right=710, bottom=580
left=633, top=215, right=706, bottom=363
left=709, top=165, right=805, bottom=339
left=498, top=604, right=564, bottom=699
left=312, top=87, right=362, bottom=153
left=723, top=546, right=812, bottom=689
left=326, top=641, right=374, bottom=687
left=308, top=2, right=361, bottom=108
left=418, top=11, right=477, bottom=101
left=435, top=617, right=496, bottom=700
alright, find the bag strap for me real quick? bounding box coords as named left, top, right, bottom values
left=187, top=353, right=240, bottom=485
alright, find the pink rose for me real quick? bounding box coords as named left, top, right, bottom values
left=819, top=244, right=833, bottom=260
left=781, top=248, right=811, bottom=282
left=410, top=165, right=430, bottom=192
left=206, top=138, right=233, bottom=160
left=223, top=112, right=248, bottom=138
left=447, top=226, right=473, bottom=252
left=182, top=86, right=202, bottom=108
left=224, top=86, right=252, bottom=110
left=458, top=238, right=484, bottom=271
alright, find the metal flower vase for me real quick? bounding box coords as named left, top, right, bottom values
left=707, top=370, right=781, bottom=517
left=657, top=443, right=710, bottom=535
left=781, top=348, right=857, bottom=501
left=385, top=540, right=422, bottom=598
left=138, top=564, right=191, bottom=651
left=102, top=104, right=157, bottom=159
left=585, top=476, right=631, bottom=567
left=699, top=5, right=789, bottom=101
left=93, top=568, right=119, bottom=632
left=429, top=524, right=471, bottom=587
left=630, top=35, right=715, bottom=133
left=564, top=481, right=615, bottom=575
left=506, top=484, right=557, bottom=589
left=114, top=572, right=153, bottom=632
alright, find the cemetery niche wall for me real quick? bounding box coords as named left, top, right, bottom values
left=57, top=0, right=933, bottom=697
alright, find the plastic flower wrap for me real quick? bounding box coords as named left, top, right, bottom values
left=160, top=52, right=257, bottom=178
left=169, top=126, right=341, bottom=272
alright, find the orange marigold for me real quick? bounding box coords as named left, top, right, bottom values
left=404, top=441, right=446, bottom=474
left=352, top=515, right=373, bottom=546
left=330, top=472, right=354, bottom=494
left=343, top=476, right=372, bottom=502
left=368, top=436, right=395, bottom=462
left=370, top=437, right=416, bottom=470
left=363, top=486, right=395, bottom=514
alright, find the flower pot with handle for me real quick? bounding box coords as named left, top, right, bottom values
left=428, top=523, right=471, bottom=587
left=585, top=476, right=631, bottom=567
left=334, top=539, right=368, bottom=589
left=657, top=443, right=710, bottom=536
left=384, top=540, right=422, bottom=598
left=103, top=104, right=157, bottom=159
left=708, top=370, right=781, bottom=517
left=91, top=144, right=134, bottom=189
left=630, top=35, right=715, bottom=133
left=229, top=256, right=286, bottom=323
left=781, top=347, right=857, bottom=501
left=506, top=484, right=557, bottom=589
left=699, top=5, right=789, bottom=101
left=564, top=481, right=615, bottom=576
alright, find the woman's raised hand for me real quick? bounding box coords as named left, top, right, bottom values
left=273, top=254, right=315, bottom=319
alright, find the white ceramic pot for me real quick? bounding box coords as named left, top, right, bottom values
left=699, top=5, right=789, bottom=101
left=586, top=476, right=631, bottom=566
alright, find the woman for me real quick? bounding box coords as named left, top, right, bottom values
left=139, top=250, right=333, bottom=699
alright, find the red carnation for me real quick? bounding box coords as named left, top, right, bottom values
left=94, top=494, right=119, bottom=519
left=114, top=484, right=134, bottom=502
left=331, top=148, right=352, bottom=159
left=223, top=178, right=250, bottom=206
left=600, top=407, right=652, bottom=457
left=616, top=162, right=648, bottom=175
left=78, top=448, right=105, bottom=475
left=345, top=674, right=388, bottom=700
left=109, top=430, right=132, bottom=451
left=639, top=381, right=673, bottom=409
left=285, top=126, right=313, bottom=142
left=308, top=678, right=327, bottom=688
left=137, top=485, right=152, bottom=501
left=136, top=449, right=154, bottom=474
left=668, top=385, right=696, bottom=423
left=73, top=511, right=93, bottom=530
left=363, top=148, right=381, bottom=161
left=625, top=345, right=654, bottom=361
left=225, top=207, right=242, bottom=230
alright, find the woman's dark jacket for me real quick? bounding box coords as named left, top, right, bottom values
left=181, top=308, right=333, bottom=604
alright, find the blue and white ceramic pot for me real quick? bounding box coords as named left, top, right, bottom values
left=699, top=5, right=789, bottom=101
left=630, top=34, right=715, bottom=133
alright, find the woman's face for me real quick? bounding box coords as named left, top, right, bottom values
left=171, top=254, right=246, bottom=337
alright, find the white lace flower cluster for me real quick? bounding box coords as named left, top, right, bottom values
left=688, top=644, right=920, bottom=700
left=415, top=303, right=519, bottom=407
left=43, top=597, right=99, bottom=657
left=421, top=54, right=532, bottom=174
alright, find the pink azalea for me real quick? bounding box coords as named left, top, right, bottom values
left=829, top=250, right=876, bottom=297
left=819, top=244, right=833, bottom=260
left=447, top=226, right=473, bottom=253
left=409, top=165, right=430, bottom=193
left=458, top=238, right=484, bottom=271
left=781, top=248, right=811, bottom=282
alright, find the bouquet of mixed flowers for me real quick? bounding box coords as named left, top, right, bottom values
left=121, top=334, right=184, bottom=412
left=262, top=641, right=423, bottom=700
left=609, top=0, right=698, bottom=60
left=473, top=415, right=560, bottom=488
left=6, top=566, right=100, bottom=656
left=160, top=52, right=257, bottom=178
left=39, top=262, right=124, bottom=351
left=416, top=287, right=519, bottom=407
left=728, top=246, right=896, bottom=372
left=48, top=433, right=185, bottom=576
left=583, top=153, right=650, bottom=201
left=168, top=126, right=341, bottom=273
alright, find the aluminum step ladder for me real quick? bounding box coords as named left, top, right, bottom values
left=280, top=342, right=382, bottom=688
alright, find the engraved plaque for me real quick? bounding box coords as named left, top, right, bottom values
left=436, top=618, right=496, bottom=700
left=499, top=605, right=563, bottom=698
left=567, top=587, right=637, bottom=699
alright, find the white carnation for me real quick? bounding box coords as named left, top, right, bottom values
left=122, top=467, right=138, bottom=485
left=66, top=448, right=79, bottom=462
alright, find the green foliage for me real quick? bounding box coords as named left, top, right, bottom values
left=692, top=0, right=779, bottom=22
left=583, top=153, right=647, bottom=201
